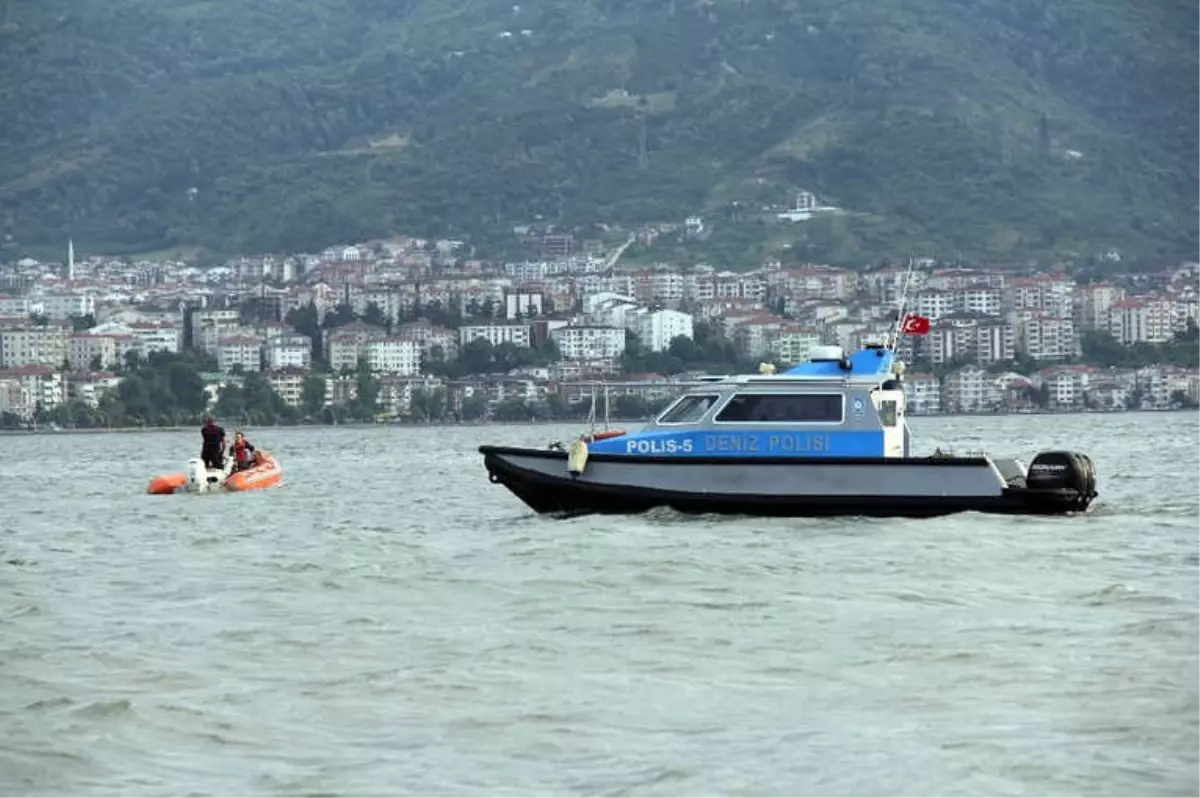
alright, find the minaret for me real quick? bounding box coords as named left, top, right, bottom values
left=67, top=238, right=75, bottom=282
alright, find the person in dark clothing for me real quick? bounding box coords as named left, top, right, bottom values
left=200, top=417, right=226, bottom=470
left=228, top=431, right=257, bottom=473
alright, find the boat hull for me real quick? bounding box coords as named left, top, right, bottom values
left=479, top=446, right=1095, bottom=519
left=146, top=452, right=283, bottom=495
left=225, top=453, right=283, bottom=492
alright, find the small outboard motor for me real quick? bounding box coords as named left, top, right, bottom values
left=186, top=458, right=207, bottom=491
left=1026, top=451, right=1097, bottom=505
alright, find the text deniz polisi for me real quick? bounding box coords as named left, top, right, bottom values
left=702, top=434, right=830, bottom=452
left=624, top=434, right=832, bottom=454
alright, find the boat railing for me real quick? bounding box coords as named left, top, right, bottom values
left=928, top=446, right=990, bottom=459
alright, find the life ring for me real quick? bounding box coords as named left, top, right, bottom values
left=584, top=429, right=626, bottom=443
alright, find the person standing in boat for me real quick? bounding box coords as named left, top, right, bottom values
left=200, top=417, right=226, bottom=470
left=228, top=431, right=257, bottom=473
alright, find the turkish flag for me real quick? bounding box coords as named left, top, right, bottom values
left=900, top=313, right=931, bottom=335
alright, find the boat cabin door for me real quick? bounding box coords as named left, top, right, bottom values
left=872, top=389, right=906, bottom=458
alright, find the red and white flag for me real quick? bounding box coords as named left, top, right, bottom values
left=900, top=313, right=931, bottom=335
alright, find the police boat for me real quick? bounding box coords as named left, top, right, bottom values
left=478, top=343, right=1098, bottom=519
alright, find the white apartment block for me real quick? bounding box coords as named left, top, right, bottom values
left=0, top=297, right=32, bottom=315
left=974, top=321, right=1016, bottom=366
left=768, top=327, right=822, bottom=365
left=266, top=370, right=308, bottom=407
left=956, top=286, right=1002, bottom=316
left=1074, top=282, right=1126, bottom=330
left=326, top=322, right=387, bottom=372
left=904, top=373, right=942, bottom=414
left=264, top=335, right=312, bottom=370
left=36, top=295, right=96, bottom=319
left=365, top=338, right=421, bottom=375
left=191, top=309, right=243, bottom=354
left=916, top=291, right=955, bottom=320
left=459, top=324, right=531, bottom=348
left=88, top=321, right=178, bottom=359
left=395, top=320, right=458, bottom=358
left=1018, top=313, right=1076, bottom=360
left=217, top=336, right=263, bottom=373
left=0, top=326, right=69, bottom=369
left=942, top=365, right=993, bottom=412
left=129, top=323, right=181, bottom=355
left=1007, top=277, right=1074, bottom=318
left=68, top=333, right=117, bottom=372
left=630, top=309, right=693, bottom=352
left=550, top=325, right=626, bottom=360
left=1108, top=296, right=1173, bottom=344
left=504, top=291, right=544, bottom=319
left=68, top=373, right=121, bottom=408
left=0, top=295, right=94, bottom=319
left=0, top=366, right=65, bottom=418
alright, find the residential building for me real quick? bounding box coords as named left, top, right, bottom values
left=1108, top=296, right=1173, bottom=344
left=326, top=322, right=386, bottom=372
left=0, top=325, right=69, bottom=369
left=904, top=372, right=942, bottom=414
left=1074, top=282, right=1125, bottom=330
left=630, top=309, right=693, bottom=352
left=266, top=369, right=309, bottom=407
left=459, top=323, right=531, bottom=348
left=191, top=309, right=243, bottom=354
left=217, top=336, right=263, bottom=373
left=264, top=334, right=312, bottom=370
left=550, top=325, right=626, bottom=360
left=0, top=366, right=65, bottom=418
left=942, top=365, right=993, bottom=413
left=396, top=319, right=458, bottom=358
left=768, top=326, right=823, bottom=366
left=68, top=333, right=118, bottom=372
left=1019, top=313, right=1076, bottom=361
left=67, top=372, right=121, bottom=408
left=365, top=338, right=421, bottom=375
left=504, top=291, right=544, bottom=319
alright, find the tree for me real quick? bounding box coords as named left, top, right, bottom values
left=70, top=313, right=97, bottom=331
left=460, top=392, right=488, bottom=421
left=350, top=357, right=380, bottom=419
left=409, top=387, right=447, bottom=422
left=322, top=303, right=358, bottom=330
left=285, top=301, right=324, bottom=364
left=301, top=375, right=327, bottom=419
left=614, top=393, right=648, bottom=419
left=362, top=301, right=389, bottom=331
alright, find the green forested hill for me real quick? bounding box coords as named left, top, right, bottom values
left=0, top=0, right=1195, bottom=266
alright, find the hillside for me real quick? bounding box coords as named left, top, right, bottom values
left=0, top=0, right=1196, bottom=267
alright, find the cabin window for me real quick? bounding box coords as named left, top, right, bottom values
left=715, top=393, right=843, bottom=423
left=658, top=394, right=719, bottom=424
left=879, top=399, right=898, bottom=427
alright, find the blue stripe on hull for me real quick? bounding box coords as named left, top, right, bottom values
left=586, top=429, right=885, bottom=458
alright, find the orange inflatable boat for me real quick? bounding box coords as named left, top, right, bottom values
left=147, top=451, right=283, bottom=495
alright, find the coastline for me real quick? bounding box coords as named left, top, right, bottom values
left=0, top=407, right=1191, bottom=436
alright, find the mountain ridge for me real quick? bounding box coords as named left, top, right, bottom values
left=0, top=0, right=1195, bottom=267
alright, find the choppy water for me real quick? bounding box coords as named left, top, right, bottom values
left=0, top=412, right=1197, bottom=796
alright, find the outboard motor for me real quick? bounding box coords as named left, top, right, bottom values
left=186, top=458, right=207, bottom=492
left=1026, top=451, right=1097, bottom=507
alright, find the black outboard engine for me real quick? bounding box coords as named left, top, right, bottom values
left=1026, top=451, right=1098, bottom=508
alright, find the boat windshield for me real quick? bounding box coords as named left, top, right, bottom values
left=716, top=393, right=844, bottom=423
left=658, top=394, right=719, bottom=424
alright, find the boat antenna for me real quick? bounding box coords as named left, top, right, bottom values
left=587, top=382, right=597, bottom=435
left=603, top=383, right=611, bottom=431
left=886, top=257, right=917, bottom=352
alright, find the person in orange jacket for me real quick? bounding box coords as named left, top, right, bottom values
left=228, top=430, right=257, bottom=473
